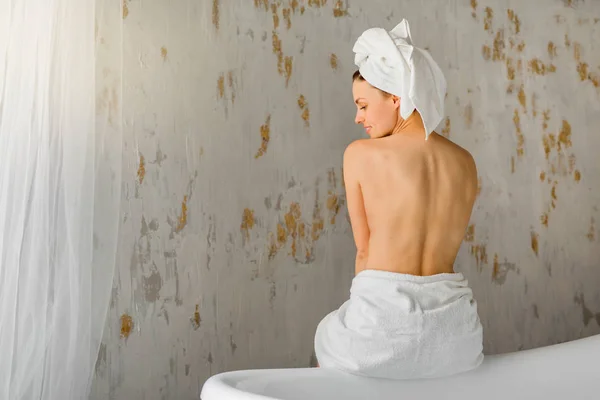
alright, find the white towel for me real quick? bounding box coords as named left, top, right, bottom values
left=314, top=270, right=484, bottom=380
left=353, top=19, right=447, bottom=139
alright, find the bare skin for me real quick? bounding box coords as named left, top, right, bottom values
left=345, top=78, right=478, bottom=276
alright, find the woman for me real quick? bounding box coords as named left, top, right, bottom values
left=314, top=19, right=484, bottom=380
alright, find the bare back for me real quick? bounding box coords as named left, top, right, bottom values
left=350, top=132, right=478, bottom=276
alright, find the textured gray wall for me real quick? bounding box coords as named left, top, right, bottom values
left=91, top=0, right=600, bottom=399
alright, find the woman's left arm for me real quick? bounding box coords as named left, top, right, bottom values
left=343, top=141, right=370, bottom=275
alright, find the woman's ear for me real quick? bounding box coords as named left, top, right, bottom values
left=392, top=95, right=400, bottom=110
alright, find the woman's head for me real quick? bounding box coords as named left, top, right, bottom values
left=352, top=70, right=401, bottom=138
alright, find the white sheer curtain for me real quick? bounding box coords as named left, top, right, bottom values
left=0, top=1, right=122, bottom=399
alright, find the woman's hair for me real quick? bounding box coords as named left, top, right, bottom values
left=352, top=70, right=365, bottom=82
left=352, top=70, right=391, bottom=97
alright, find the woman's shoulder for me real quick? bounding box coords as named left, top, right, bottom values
left=343, top=139, right=374, bottom=173
left=344, top=138, right=376, bottom=156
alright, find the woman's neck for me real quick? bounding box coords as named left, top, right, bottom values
left=390, top=111, right=426, bottom=137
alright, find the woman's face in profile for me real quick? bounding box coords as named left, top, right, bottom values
left=352, top=79, right=400, bottom=139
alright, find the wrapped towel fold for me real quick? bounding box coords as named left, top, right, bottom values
left=353, top=19, right=447, bottom=139
left=314, top=269, right=484, bottom=380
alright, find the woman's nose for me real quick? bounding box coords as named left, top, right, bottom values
left=355, top=111, right=363, bottom=124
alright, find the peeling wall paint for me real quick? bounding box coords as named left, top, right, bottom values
left=91, top=0, right=600, bottom=399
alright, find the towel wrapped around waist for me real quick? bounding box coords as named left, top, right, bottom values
left=314, top=269, right=484, bottom=380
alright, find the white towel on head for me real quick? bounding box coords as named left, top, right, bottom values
left=353, top=19, right=447, bottom=139
left=314, top=269, right=484, bottom=380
